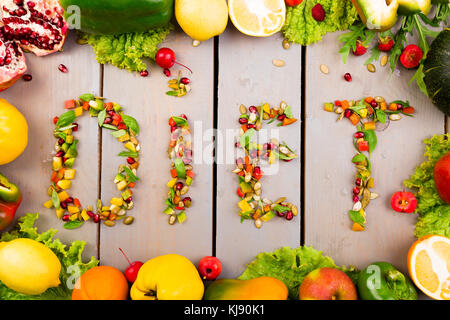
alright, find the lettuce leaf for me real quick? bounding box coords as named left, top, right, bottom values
left=282, top=0, right=358, bottom=46
left=79, top=24, right=173, bottom=72
left=238, top=246, right=359, bottom=300
left=404, top=134, right=450, bottom=238
left=0, top=213, right=98, bottom=300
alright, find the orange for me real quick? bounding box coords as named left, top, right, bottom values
left=72, top=266, right=129, bottom=300
left=228, top=0, right=286, bottom=37
left=407, top=235, right=450, bottom=300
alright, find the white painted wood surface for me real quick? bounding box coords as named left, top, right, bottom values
left=0, top=33, right=100, bottom=259
left=305, top=32, right=446, bottom=274
left=217, top=28, right=302, bottom=278
left=0, top=26, right=445, bottom=289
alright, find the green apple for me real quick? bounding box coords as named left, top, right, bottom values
left=352, top=0, right=399, bottom=31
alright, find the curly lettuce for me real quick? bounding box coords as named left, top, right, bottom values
left=238, top=246, right=359, bottom=300
left=0, top=213, right=98, bottom=300
left=79, top=25, right=173, bottom=72
left=404, top=134, right=450, bottom=238
left=282, top=0, right=358, bottom=46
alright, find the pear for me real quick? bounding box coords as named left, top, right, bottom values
left=0, top=238, right=61, bottom=295
left=175, top=0, right=228, bottom=41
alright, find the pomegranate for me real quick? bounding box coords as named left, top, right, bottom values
left=0, top=0, right=68, bottom=91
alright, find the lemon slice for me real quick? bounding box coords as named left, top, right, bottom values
left=407, top=235, right=450, bottom=300
left=228, top=0, right=286, bottom=37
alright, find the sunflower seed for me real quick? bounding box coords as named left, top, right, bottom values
left=320, top=64, right=329, bottom=74
left=272, top=59, right=285, bottom=67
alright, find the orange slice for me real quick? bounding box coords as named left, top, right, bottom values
left=228, top=0, right=286, bottom=37
left=407, top=235, right=450, bottom=300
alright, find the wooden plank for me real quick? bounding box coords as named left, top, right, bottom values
left=0, top=33, right=100, bottom=259
left=305, top=32, right=446, bottom=273
left=99, top=32, right=214, bottom=269
left=217, top=29, right=302, bottom=278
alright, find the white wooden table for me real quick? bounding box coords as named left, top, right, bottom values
left=0, top=26, right=446, bottom=282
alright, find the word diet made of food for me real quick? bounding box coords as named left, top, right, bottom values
left=0, top=0, right=449, bottom=302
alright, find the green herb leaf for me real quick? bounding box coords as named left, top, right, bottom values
left=365, top=46, right=381, bottom=66
left=63, top=220, right=84, bottom=230
left=284, top=105, right=293, bottom=119
left=362, top=129, right=377, bottom=155
left=118, top=151, right=139, bottom=157
left=57, top=124, right=77, bottom=132
left=122, top=115, right=140, bottom=134
left=51, top=188, right=60, bottom=209
left=352, top=153, right=366, bottom=163
left=97, top=109, right=106, bottom=127
left=375, top=109, right=386, bottom=124
left=240, top=128, right=255, bottom=150
left=349, top=210, right=365, bottom=226
left=123, top=166, right=139, bottom=183
left=102, top=124, right=118, bottom=131
left=110, top=129, right=127, bottom=138
left=79, top=93, right=95, bottom=102
left=56, top=111, right=76, bottom=128
left=172, top=116, right=188, bottom=127
left=177, top=211, right=187, bottom=224
left=166, top=90, right=179, bottom=97
left=272, top=205, right=290, bottom=213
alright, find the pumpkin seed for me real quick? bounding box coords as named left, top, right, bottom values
left=361, top=189, right=371, bottom=209
left=104, top=220, right=115, bottom=227
left=169, top=215, right=176, bottom=225
left=239, top=104, right=247, bottom=114
left=374, top=96, right=385, bottom=103
left=192, top=40, right=201, bottom=47
left=282, top=39, right=290, bottom=50
left=320, top=64, right=329, bottom=74
left=124, top=216, right=134, bottom=225
left=370, top=192, right=379, bottom=200
left=291, top=205, right=298, bottom=216
left=367, top=64, right=376, bottom=73
left=389, top=114, right=402, bottom=121
left=180, top=186, right=189, bottom=195
left=380, top=55, right=388, bottom=67
left=255, top=219, right=262, bottom=229
left=272, top=59, right=285, bottom=67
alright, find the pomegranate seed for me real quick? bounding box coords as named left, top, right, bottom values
left=344, top=109, right=352, bottom=118
left=55, top=150, right=64, bottom=157
left=353, top=195, right=360, bottom=203
left=248, top=106, right=257, bottom=113
left=94, top=214, right=100, bottom=223
left=235, top=142, right=241, bottom=148
left=354, top=132, right=364, bottom=139
left=45, top=9, right=52, bottom=16
left=180, top=114, right=188, bottom=120
left=175, top=182, right=184, bottom=191
left=247, top=124, right=256, bottom=129
left=27, top=2, right=36, bottom=9
left=285, top=211, right=294, bottom=221
left=370, top=100, right=378, bottom=108
left=104, top=117, right=112, bottom=124
left=344, top=73, right=352, bottom=82
left=53, top=116, right=59, bottom=124
left=125, top=197, right=132, bottom=203
left=239, top=117, right=248, bottom=125
left=355, top=178, right=362, bottom=186
left=250, top=150, right=258, bottom=158
left=276, top=210, right=285, bottom=217
left=58, top=64, right=68, bottom=73
left=62, top=214, right=70, bottom=221
left=140, top=70, right=149, bottom=77
left=277, top=114, right=286, bottom=121
left=87, top=211, right=95, bottom=218
left=397, top=104, right=403, bottom=111
left=163, top=68, right=171, bottom=77
left=60, top=202, right=67, bottom=209
left=253, top=166, right=261, bottom=175
left=22, top=74, right=32, bottom=81
left=353, top=187, right=360, bottom=195
left=127, top=157, right=135, bottom=165
left=180, top=77, right=190, bottom=84
left=57, top=138, right=64, bottom=145
left=66, top=197, right=74, bottom=203
left=72, top=123, right=79, bottom=131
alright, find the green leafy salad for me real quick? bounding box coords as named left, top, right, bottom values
left=404, top=134, right=450, bottom=238
left=79, top=25, right=173, bottom=73
left=238, top=246, right=359, bottom=300
left=282, top=0, right=358, bottom=46
left=0, top=213, right=98, bottom=300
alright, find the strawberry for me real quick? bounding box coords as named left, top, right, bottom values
left=378, top=36, right=394, bottom=52
left=311, top=4, right=325, bottom=22
left=400, top=44, right=423, bottom=69
left=352, top=40, right=367, bottom=56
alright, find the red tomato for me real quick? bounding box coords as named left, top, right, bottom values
left=285, top=0, right=303, bottom=6
left=390, top=191, right=417, bottom=213
left=433, top=151, right=450, bottom=205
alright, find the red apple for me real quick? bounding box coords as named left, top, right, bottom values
left=434, top=151, right=450, bottom=205
left=299, top=268, right=357, bottom=300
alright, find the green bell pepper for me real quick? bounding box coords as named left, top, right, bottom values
left=60, top=0, right=174, bottom=35
left=357, top=262, right=418, bottom=300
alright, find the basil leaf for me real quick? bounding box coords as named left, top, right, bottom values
left=240, top=128, right=255, bottom=150
left=172, top=116, right=187, bottom=127
left=375, top=109, right=386, bottom=124
left=118, top=151, right=138, bottom=157
left=352, top=153, right=366, bottom=163
left=349, top=210, right=365, bottom=226
left=363, top=130, right=377, bottom=155
left=64, top=220, right=84, bottom=230
left=51, top=189, right=60, bottom=209
left=56, top=110, right=76, bottom=128
left=79, top=93, right=95, bottom=102
left=123, top=166, right=139, bottom=183
left=98, top=109, right=106, bottom=127
left=110, top=129, right=126, bottom=138
left=122, top=115, right=140, bottom=134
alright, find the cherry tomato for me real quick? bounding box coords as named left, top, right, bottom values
left=390, top=191, right=417, bottom=213
left=285, top=0, right=303, bottom=6
left=198, top=256, right=222, bottom=280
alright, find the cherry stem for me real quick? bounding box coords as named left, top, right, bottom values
left=119, top=248, right=132, bottom=266
left=174, top=61, right=193, bottom=74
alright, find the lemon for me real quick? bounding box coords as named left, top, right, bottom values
left=0, top=99, right=28, bottom=165
left=228, top=0, right=286, bottom=37
left=0, top=238, right=61, bottom=295
left=175, top=0, right=228, bottom=41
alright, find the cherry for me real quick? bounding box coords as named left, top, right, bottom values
left=198, top=256, right=222, bottom=280
left=155, top=47, right=192, bottom=73
left=119, top=248, right=144, bottom=283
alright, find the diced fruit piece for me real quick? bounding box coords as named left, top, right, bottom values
left=163, top=207, right=175, bottom=215
left=74, top=107, right=83, bottom=117
left=65, top=100, right=76, bottom=109
left=69, top=213, right=79, bottom=221
left=349, top=113, right=360, bottom=125
left=56, top=208, right=65, bottom=219
left=124, top=142, right=136, bottom=152
left=116, top=180, right=128, bottom=191
left=352, top=223, right=365, bottom=231
left=167, top=178, right=177, bottom=188
left=80, top=210, right=90, bottom=221
left=43, top=200, right=53, bottom=209
left=57, top=180, right=72, bottom=190
left=68, top=206, right=80, bottom=214
left=64, top=158, right=75, bottom=168
left=238, top=200, right=252, bottom=213
left=358, top=140, right=369, bottom=152
left=58, top=191, right=69, bottom=202
left=53, top=157, right=63, bottom=171
left=64, top=169, right=76, bottom=180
